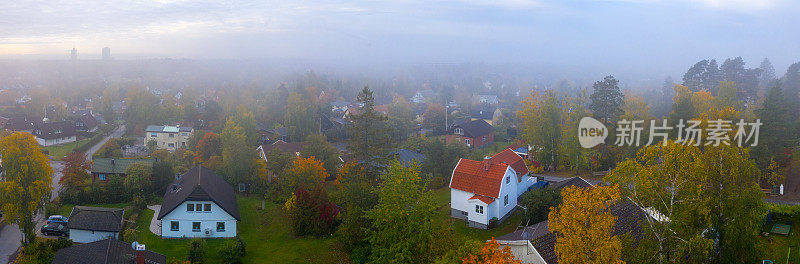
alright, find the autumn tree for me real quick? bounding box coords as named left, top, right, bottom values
left=231, top=105, right=259, bottom=146
left=669, top=84, right=696, bottom=122
left=348, top=87, right=390, bottom=177
left=266, top=148, right=296, bottom=183
left=365, top=161, right=450, bottom=263
left=590, top=75, right=624, bottom=124
left=195, top=132, right=222, bottom=163
left=60, top=152, right=90, bottom=191
left=302, top=134, right=340, bottom=176
left=221, top=117, right=255, bottom=186
left=285, top=93, right=317, bottom=142
left=285, top=156, right=329, bottom=190
left=387, top=96, right=416, bottom=141
left=518, top=90, right=561, bottom=170
left=124, top=163, right=153, bottom=197
left=0, top=132, right=54, bottom=243
left=335, top=162, right=378, bottom=262
left=560, top=90, right=597, bottom=173
left=462, top=238, right=523, bottom=264
left=548, top=185, right=623, bottom=264
left=422, top=103, right=446, bottom=135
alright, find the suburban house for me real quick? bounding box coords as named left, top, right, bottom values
left=73, top=112, right=99, bottom=132
left=157, top=166, right=240, bottom=239
left=470, top=107, right=501, bottom=126
left=331, top=100, right=350, bottom=112
left=52, top=238, right=166, bottom=264
left=446, top=119, right=494, bottom=148
left=144, top=125, right=193, bottom=151
left=411, top=89, right=437, bottom=104
left=257, top=140, right=306, bottom=182
left=449, top=148, right=538, bottom=229
left=4, top=116, right=35, bottom=133
left=477, top=94, right=500, bottom=105
left=450, top=158, right=521, bottom=229
left=32, top=121, right=77, bottom=146
left=67, top=206, right=124, bottom=243
left=90, top=158, right=156, bottom=182
left=262, top=127, right=288, bottom=143
left=494, top=177, right=652, bottom=264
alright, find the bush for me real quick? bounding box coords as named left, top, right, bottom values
left=219, top=237, right=247, bottom=264
left=285, top=186, right=341, bottom=237
left=186, top=239, right=206, bottom=264
left=18, top=237, right=73, bottom=264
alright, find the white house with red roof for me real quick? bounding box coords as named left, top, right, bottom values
left=449, top=148, right=537, bottom=229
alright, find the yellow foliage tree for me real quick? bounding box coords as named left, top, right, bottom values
left=286, top=156, right=329, bottom=189
left=0, top=132, right=54, bottom=243
left=548, top=185, right=624, bottom=264
left=462, top=238, right=523, bottom=264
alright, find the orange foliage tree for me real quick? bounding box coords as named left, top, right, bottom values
left=548, top=185, right=624, bottom=264
left=61, top=151, right=90, bottom=190
left=462, top=238, right=523, bottom=264
left=286, top=156, right=329, bottom=189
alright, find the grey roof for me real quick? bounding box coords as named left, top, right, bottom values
left=52, top=238, right=166, bottom=264
left=496, top=220, right=550, bottom=241
left=157, top=166, right=240, bottom=220
left=470, top=107, right=496, bottom=120
left=32, top=121, right=77, bottom=140
left=450, top=119, right=493, bottom=138
left=67, top=206, right=124, bottom=232
left=144, top=125, right=192, bottom=133
left=390, top=149, right=425, bottom=167
left=331, top=100, right=349, bottom=107
left=549, top=177, right=593, bottom=190
left=91, top=158, right=155, bottom=174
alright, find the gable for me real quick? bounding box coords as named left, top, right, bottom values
left=450, top=158, right=509, bottom=198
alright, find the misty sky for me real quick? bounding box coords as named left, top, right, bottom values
left=1, top=0, right=799, bottom=77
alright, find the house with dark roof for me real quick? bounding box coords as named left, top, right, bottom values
left=90, top=158, right=155, bottom=182
left=52, top=238, right=166, bottom=264
left=32, top=121, right=77, bottom=147
left=73, top=112, right=99, bottom=132
left=446, top=119, right=494, bottom=149
left=390, top=149, right=425, bottom=167
left=470, top=106, right=499, bottom=126
left=495, top=179, right=652, bottom=264
left=157, top=166, right=240, bottom=238
left=67, top=206, right=124, bottom=243
left=256, top=140, right=306, bottom=182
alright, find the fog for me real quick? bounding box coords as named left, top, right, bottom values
left=1, top=0, right=799, bottom=88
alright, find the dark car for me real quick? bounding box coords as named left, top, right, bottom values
left=41, top=222, right=69, bottom=237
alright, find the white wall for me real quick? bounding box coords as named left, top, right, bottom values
left=37, top=136, right=77, bottom=147
left=468, top=199, right=491, bottom=225
left=69, top=229, right=117, bottom=243
left=517, top=175, right=538, bottom=194
left=496, top=167, right=519, bottom=221
left=160, top=201, right=237, bottom=238
left=450, top=188, right=475, bottom=216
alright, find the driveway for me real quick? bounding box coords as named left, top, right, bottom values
left=147, top=205, right=161, bottom=236
left=0, top=223, right=22, bottom=264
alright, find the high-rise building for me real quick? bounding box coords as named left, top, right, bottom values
left=102, top=47, right=111, bottom=60
left=70, top=48, right=77, bottom=61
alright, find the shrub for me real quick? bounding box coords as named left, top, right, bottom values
left=186, top=239, right=206, bottom=264
left=219, top=237, right=247, bottom=264
left=286, top=186, right=341, bottom=237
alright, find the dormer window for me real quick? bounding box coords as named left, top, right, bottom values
left=454, top=128, right=464, bottom=135
left=506, top=176, right=510, bottom=184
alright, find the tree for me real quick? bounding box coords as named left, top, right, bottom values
left=682, top=59, right=720, bottom=93
left=221, top=117, right=254, bottom=185
left=590, top=76, right=624, bottom=124
left=266, top=148, right=296, bottom=183
left=759, top=58, right=776, bottom=91
left=560, top=90, right=597, bottom=173
left=151, top=161, right=175, bottom=195
left=720, top=57, right=760, bottom=102
left=195, top=132, right=222, bottom=163
left=387, top=96, right=416, bottom=141
left=232, top=105, right=259, bottom=146
left=124, top=163, right=153, bottom=197
left=60, top=152, right=90, bottom=191
left=669, top=84, right=696, bottom=122
left=365, top=161, right=450, bottom=264
left=219, top=238, right=246, bottom=264
left=285, top=156, right=329, bottom=190
left=284, top=185, right=340, bottom=237
left=518, top=90, right=561, bottom=169
left=0, top=132, right=54, bottom=243
left=302, top=134, right=340, bottom=177
left=753, top=84, right=796, bottom=168
left=335, top=162, right=379, bottom=262
left=348, top=87, right=390, bottom=176
left=285, top=93, right=317, bottom=142
left=548, top=185, right=623, bottom=264
left=518, top=187, right=561, bottom=225
left=422, top=103, right=447, bottom=136
left=461, top=238, right=523, bottom=264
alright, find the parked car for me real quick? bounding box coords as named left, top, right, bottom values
left=47, top=215, right=68, bottom=224
left=41, top=222, right=69, bottom=237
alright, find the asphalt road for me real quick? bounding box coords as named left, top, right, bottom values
left=0, top=125, right=125, bottom=264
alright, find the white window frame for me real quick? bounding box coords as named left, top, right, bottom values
left=170, top=221, right=179, bottom=231
left=504, top=195, right=509, bottom=206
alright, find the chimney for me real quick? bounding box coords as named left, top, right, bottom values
left=134, top=243, right=146, bottom=264
left=482, top=159, right=491, bottom=171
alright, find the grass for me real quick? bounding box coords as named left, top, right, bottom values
left=42, top=138, right=90, bottom=160
left=132, top=196, right=346, bottom=263
left=757, top=214, right=800, bottom=264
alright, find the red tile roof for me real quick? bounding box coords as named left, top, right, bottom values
left=490, top=148, right=529, bottom=180
left=450, top=158, right=509, bottom=198
left=469, top=195, right=495, bottom=205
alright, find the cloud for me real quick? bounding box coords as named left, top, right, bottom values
left=691, top=0, right=782, bottom=11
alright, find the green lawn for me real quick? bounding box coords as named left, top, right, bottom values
left=132, top=196, right=346, bottom=263
left=43, top=139, right=90, bottom=160
left=756, top=221, right=800, bottom=264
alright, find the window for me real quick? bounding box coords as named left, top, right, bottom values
left=187, top=203, right=194, bottom=212
left=482, top=136, right=486, bottom=142
left=182, top=133, right=188, bottom=136
left=98, top=174, right=106, bottom=181
left=217, top=222, right=225, bottom=232
left=204, top=204, right=211, bottom=212
left=170, top=221, right=179, bottom=231
left=504, top=195, right=509, bottom=206
left=506, top=176, right=510, bottom=184
left=192, top=222, right=201, bottom=232
left=169, top=133, right=175, bottom=138
left=465, top=139, right=471, bottom=145
left=150, top=133, right=157, bottom=138
left=455, top=128, right=463, bottom=135
left=182, top=142, right=186, bottom=147
left=475, top=205, right=484, bottom=214
left=168, top=143, right=175, bottom=148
